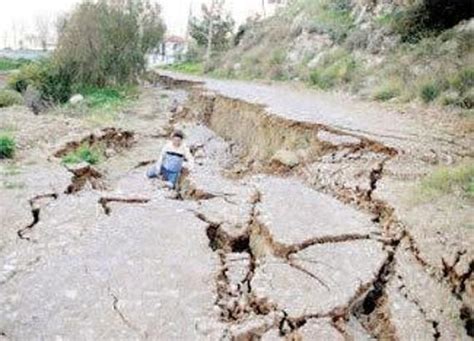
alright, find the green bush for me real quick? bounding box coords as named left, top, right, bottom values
left=55, top=0, right=165, bottom=86
left=8, top=60, right=73, bottom=103
left=7, top=63, right=43, bottom=93
left=62, top=145, right=102, bottom=165
left=0, top=135, right=15, bottom=159
left=0, top=89, right=23, bottom=108
left=420, top=82, right=441, bottom=103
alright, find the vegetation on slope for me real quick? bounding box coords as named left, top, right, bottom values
left=178, top=0, right=473, bottom=119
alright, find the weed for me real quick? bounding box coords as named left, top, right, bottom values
left=0, top=134, right=16, bottom=159
left=62, top=144, right=102, bottom=165
left=420, top=82, right=441, bottom=103
left=418, top=162, right=474, bottom=200
left=0, top=89, right=23, bottom=108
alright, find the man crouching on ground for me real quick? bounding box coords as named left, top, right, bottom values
left=147, top=130, right=194, bottom=189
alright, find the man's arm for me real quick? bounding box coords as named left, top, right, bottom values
left=184, top=145, right=195, bottom=170
left=155, top=143, right=168, bottom=171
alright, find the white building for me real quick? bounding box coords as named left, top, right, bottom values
left=148, top=36, right=187, bottom=66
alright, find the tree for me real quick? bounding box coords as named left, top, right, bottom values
left=54, top=0, right=166, bottom=86
left=35, top=15, right=52, bottom=51
left=189, top=0, right=234, bottom=62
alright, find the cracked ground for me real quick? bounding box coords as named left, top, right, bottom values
left=1, top=74, right=473, bottom=340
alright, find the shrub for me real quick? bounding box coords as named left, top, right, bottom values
left=309, top=69, right=335, bottom=89
left=8, top=60, right=73, bottom=103
left=0, top=135, right=15, bottom=159
left=450, top=68, right=474, bottom=94
left=62, top=145, right=102, bottom=165
left=309, top=51, right=358, bottom=89
left=392, top=0, right=473, bottom=43
left=7, top=63, right=43, bottom=93
left=420, top=82, right=440, bottom=103
left=0, top=90, right=23, bottom=108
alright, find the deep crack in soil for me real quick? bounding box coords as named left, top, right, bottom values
left=99, top=197, right=150, bottom=215
left=64, top=164, right=106, bottom=194
left=17, top=193, right=58, bottom=241
left=54, top=128, right=135, bottom=159
left=158, top=72, right=472, bottom=339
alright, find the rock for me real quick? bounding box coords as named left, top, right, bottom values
left=23, top=85, right=44, bottom=115
left=270, top=149, right=300, bottom=168
left=69, top=94, right=84, bottom=105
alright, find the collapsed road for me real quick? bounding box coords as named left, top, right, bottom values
left=0, top=71, right=472, bottom=340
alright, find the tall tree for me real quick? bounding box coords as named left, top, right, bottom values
left=35, top=15, right=52, bottom=51
left=189, top=0, right=234, bottom=61
left=54, top=0, right=166, bottom=85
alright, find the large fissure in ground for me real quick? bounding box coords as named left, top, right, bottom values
left=158, top=73, right=472, bottom=339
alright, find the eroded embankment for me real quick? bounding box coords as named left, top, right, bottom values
left=160, top=73, right=472, bottom=339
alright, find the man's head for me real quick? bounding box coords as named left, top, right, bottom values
left=171, top=130, right=184, bottom=147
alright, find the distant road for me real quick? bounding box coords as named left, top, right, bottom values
left=0, top=49, right=49, bottom=60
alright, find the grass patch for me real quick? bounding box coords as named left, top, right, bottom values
left=162, top=61, right=204, bottom=75
left=373, top=86, right=400, bottom=101
left=419, top=82, right=441, bottom=103
left=294, top=0, right=354, bottom=43
left=62, top=144, right=102, bottom=165
left=0, top=134, right=16, bottom=159
left=309, top=49, right=359, bottom=89
left=0, top=57, right=30, bottom=71
left=0, top=89, right=23, bottom=108
left=57, top=85, right=136, bottom=125
left=76, top=85, right=137, bottom=109
left=417, top=163, right=474, bottom=201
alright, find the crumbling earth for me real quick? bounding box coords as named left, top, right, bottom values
left=0, top=72, right=472, bottom=340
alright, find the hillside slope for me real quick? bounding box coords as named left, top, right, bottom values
left=209, top=0, right=473, bottom=124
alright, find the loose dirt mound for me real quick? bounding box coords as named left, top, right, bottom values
left=54, top=127, right=135, bottom=159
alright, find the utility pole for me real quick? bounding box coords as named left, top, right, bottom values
left=262, top=0, right=266, bottom=18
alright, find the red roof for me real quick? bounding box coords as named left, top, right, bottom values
left=165, top=36, right=186, bottom=44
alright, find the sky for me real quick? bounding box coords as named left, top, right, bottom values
left=0, top=0, right=267, bottom=48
